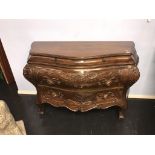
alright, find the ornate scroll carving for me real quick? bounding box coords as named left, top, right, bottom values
left=119, top=66, right=140, bottom=86
left=23, top=42, right=140, bottom=118
left=24, top=65, right=139, bottom=88
left=36, top=85, right=125, bottom=112
left=23, top=63, right=140, bottom=114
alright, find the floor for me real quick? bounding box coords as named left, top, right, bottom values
left=0, top=79, right=155, bottom=135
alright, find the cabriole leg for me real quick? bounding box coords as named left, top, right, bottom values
left=118, top=108, right=125, bottom=119
left=38, top=104, right=45, bottom=115
left=118, top=92, right=128, bottom=119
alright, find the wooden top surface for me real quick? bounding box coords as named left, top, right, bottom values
left=30, top=41, right=136, bottom=58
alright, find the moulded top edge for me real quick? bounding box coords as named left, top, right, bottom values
left=30, top=41, right=136, bottom=59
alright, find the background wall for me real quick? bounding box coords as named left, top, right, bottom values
left=0, top=19, right=155, bottom=96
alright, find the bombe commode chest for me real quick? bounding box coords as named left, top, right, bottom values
left=23, top=41, right=140, bottom=118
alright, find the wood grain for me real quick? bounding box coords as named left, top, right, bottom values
left=0, top=39, right=15, bottom=85
left=23, top=41, right=140, bottom=118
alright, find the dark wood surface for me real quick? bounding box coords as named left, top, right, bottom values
left=0, top=39, right=16, bottom=85
left=1, top=80, right=155, bottom=135
left=24, top=41, right=140, bottom=118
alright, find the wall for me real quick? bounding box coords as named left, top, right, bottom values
left=0, top=19, right=155, bottom=96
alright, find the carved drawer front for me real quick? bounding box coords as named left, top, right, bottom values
left=38, top=69, right=121, bottom=88
left=37, top=85, right=125, bottom=112
left=24, top=65, right=139, bottom=89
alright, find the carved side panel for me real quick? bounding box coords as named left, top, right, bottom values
left=23, top=65, right=38, bottom=86
left=119, top=66, right=140, bottom=86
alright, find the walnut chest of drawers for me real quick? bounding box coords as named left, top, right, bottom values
left=23, top=41, right=140, bottom=118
